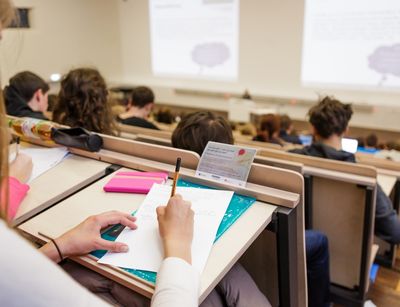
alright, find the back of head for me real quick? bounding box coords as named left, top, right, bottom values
left=53, top=68, right=115, bottom=134
left=308, top=96, right=353, bottom=139
left=259, top=114, right=280, bottom=140
left=155, top=107, right=174, bottom=124
left=279, top=114, right=292, bottom=132
left=172, top=111, right=233, bottom=156
left=131, top=86, right=155, bottom=109
left=5, top=71, right=49, bottom=101
left=365, top=133, right=378, bottom=148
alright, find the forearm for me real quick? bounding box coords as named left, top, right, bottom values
left=40, top=239, right=64, bottom=263
left=163, top=239, right=192, bottom=265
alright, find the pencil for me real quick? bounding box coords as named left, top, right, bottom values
left=170, top=157, right=181, bottom=197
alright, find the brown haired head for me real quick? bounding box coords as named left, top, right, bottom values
left=171, top=111, right=233, bottom=156
left=256, top=114, right=280, bottom=142
left=279, top=114, right=293, bottom=132
left=131, top=86, right=155, bottom=109
left=308, top=96, right=353, bottom=139
left=53, top=68, right=116, bottom=135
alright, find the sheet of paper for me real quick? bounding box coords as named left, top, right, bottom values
left=196, top=141, right=257, bottom=187
left=99, top=184, right=233, bottom=274
left=9, top=147, right=69, bottom=183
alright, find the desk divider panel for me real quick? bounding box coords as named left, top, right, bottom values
left=258, top=148, right=377, bottom=177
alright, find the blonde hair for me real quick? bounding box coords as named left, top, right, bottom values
left=0, top=0, right=16, bottom=221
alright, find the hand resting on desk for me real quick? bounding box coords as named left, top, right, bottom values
left=41, top=211, right=137, bottom=262
left=41, top=195, right=194, bottom=265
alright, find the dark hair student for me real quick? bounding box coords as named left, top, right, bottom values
left=4, top=71, right=50, bottom=119
left=171, top=111, right=233, bottom=156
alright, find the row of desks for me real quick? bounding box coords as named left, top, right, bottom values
left=15, top=142, right=302, bottom=306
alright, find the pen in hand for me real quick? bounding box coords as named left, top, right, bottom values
left=170, top=157, right=181, bottom=197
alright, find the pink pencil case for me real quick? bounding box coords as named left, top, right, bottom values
left=103, top=171, right=168, bottom=194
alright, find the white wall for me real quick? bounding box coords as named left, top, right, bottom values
left=0, top=0, right=123, bottom=86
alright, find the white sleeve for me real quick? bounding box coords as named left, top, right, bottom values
left=151, top=257, right=200, bottom=307
left=0, top=221, right=110, bottom=307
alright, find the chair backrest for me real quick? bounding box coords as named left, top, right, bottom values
left=102, top=134, right=200, bottom=169
left=236, top=138, right=283, bottom=150
left=118, top=123, right=172, bottom=139
left=356, top=152, right=400, bottom=172
left=135, top=134, right=173, bottom=147
left=256, top=148, right=377, bottom=293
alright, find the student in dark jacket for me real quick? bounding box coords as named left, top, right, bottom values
left=117, top=86, right=159, bottom=130
left=279, top=114, right=302, bottom=145
left=290, top=96, right=400, bottom=244
left=4, top=71, right=49, bottom=120
left=173, top=111, right=331, bottom=307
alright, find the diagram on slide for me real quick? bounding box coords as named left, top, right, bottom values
left=368, top=43, right=400, bottom=86
left=302, top=0, right=400, bottom=91
left=149, top=0, right=239, bottom=80
left=191, top=42, right=231, bottom=74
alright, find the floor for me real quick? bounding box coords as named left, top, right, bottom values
left=334, top=251, right=400, bottom=307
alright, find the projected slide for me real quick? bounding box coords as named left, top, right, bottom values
left=149, top=0, right=239, bottom=80
left=302, top=0, right=400, bottom=90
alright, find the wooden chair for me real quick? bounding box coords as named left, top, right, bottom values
left=256, top=148, right=378, bottom=307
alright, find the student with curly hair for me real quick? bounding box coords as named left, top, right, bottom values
left=53, top=68, right=117, bottom=135
left=291, top=96, right=400, bottom=244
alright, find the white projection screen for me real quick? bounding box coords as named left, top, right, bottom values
left=149, top=0, right=239, bottom=81
left=302, top=0, right=400, bottom=91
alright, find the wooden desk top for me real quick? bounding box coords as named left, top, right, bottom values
left=19, top=167, right=277, bottom=302
left=13, top=145, right=111, bottom=226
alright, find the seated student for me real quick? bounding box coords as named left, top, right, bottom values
left=155, top=107, right=175, bottom=124
left=365, top=133, right=378, bottom=149
left=172, top=111, right=330, bottom=307
left=253, top=114, right=284, bottom=146
left=279, top=114, right=302, bottom=145
left=290, top=96, right=400, bottom=244
left=117, top=86, right=160, bottom=130
left=52, top=68, right=117, bottom=135
left=4, top=71, right=49, bottom=120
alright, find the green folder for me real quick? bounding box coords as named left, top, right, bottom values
left=92, top=179, right=256, bottom=284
